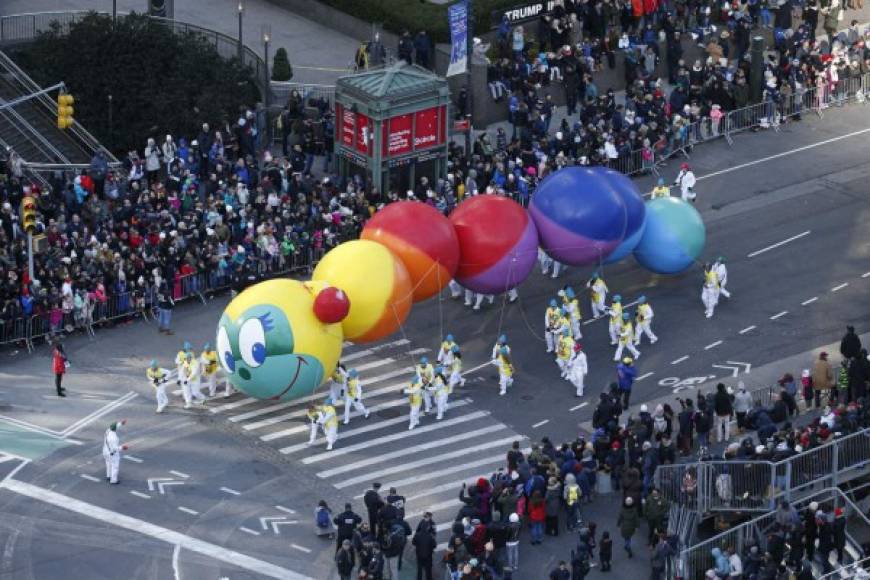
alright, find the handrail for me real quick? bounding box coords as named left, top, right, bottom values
left=819, top=555, right=870, bottom=579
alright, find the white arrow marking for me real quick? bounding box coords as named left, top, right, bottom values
left=271, top=520, right=298, bottom=534
left=712, top=361, right=751, bottom=377
left=259, top=516, right=286, bottom=531
left=713, top=364, right=739, bottom=378
left=726, top=361, right=752, bottom=374
left=147, top=478, right=184, bottom=494
left=169, top=471, right=190, bottom=479
left=147, top=478, right=172, bottom=492
left=156, top=481, right=184, bottom=494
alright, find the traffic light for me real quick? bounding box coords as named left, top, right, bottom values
left=20, top=196, right=37, bottom=235
left=57, top=93, right=74, bottom=129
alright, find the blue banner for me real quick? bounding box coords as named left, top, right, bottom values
left=447, top=0, right=468, bottom=77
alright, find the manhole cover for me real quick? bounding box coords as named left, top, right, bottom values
left=377, top=408, right=401, bottom=419
left=520, top=395, right=534, bottom=401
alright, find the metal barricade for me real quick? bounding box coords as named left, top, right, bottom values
left=705, top=461, right=776, bottom=512
left=0, top=317, right=27, bottom=349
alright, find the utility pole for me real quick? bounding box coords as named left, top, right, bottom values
left=237, top=0, right=244, bottom=62
left=464, top=0, right=473, bottom=161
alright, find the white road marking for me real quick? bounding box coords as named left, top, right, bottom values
left=704, top=341, right=723, bottom=350
left=315, top=427, right=506, bottom=478
left=290, top=544, right=312, bottom=554
left=671, top=356, right=689, bottom=365
left=532, top=420, right=549, bottom=428
left=354, top=448, right=532, bottom=499
left=247, top=395, right=409, bottom=432
left=79, top=474, right=100, bottom=482
left=239, top=527, right=260, bottom=536
left=739, top=325, right=757, bottom=334
left=863, top=272, right=870, bottom=278
left=123, top=455, right=144, bottom=463
left=229, top=367, right=411, bottom=423
left=1, top=479, right=312, bottom=579
left=405, top=473, right=495, bottom=502
left=275, top=505, right=296, bottom=515
left=636, top=372, right=654, bottom=381
left=177, top=506, right=199, bottom=516
left=130, top=490, right=151, bottom=499
left=746, top=231, right=811, bottom=258
left=342, top=339, right=410, bottom=362
left=277, top=400, right=474, bottom=451
left=405, top=498, right=463, bottom=520
left=831, top=283, right=848, bottom=292
left=0, top=414, right=82, bottom=442
left=169, top=470, right=190, bottom=479
left=337, top=436, right=523, bottom=489
left=570, top=402, right=589, bottom=411
left=697, top=127, right=870, bottom=182
left=355, top=348, right=428, bottom=372
left=62, top=391, right=138, bottom=437
left=308, top=413, right=496, bottom=468
left=770, top=311, right=788, bottom=320
left=801, top=297, right=818, bottom=306
left=209, top=396, right=258, bottom=413
left=220, top=486, right=241, bottom=496
left=583, top=301, right=638, bottom=325
left=172, top=543, right=182, bottom=580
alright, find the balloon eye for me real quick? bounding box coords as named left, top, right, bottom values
left=252, top=343, right=266, bottom=365
left=224, top=352, right=236, bottom=372
left=217, top=326, right=235, bottom=374
left=239, top=318, right=266, bottom=368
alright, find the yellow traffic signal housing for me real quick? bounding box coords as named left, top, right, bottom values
left=20, top=196, right=37, bottom=234
left=57, top=94, right=74, bottom=129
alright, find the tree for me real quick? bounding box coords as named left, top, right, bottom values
left=271, top=47, right=293, bottom=82
left=11, top=12, right=260, bottom=156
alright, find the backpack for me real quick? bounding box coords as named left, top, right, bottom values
left=567, top=486, right=580, bottom=506
left=316, top=508, right=330, bottom=529
left=384, top=523, right=406, bottom=550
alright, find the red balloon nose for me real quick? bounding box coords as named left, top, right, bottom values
left=313, top=287, right=350, bottom=323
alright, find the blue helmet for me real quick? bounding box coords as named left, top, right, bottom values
left=499, top=334, right=507, bottom=344
left=435, top=366, right=444, bottom=375
left=451, top=345, right=460, bottom=353
left=549, top=299, right=558, bottom=308
left=638, top=296, right=647, bottom=304
left=202, top=342, right=210, bottom=350
left=183, top=341, right=192, bottom=350
left=591, top=271, right=599, bottom=279
left=150, top=359, right=158, bottom=369
left=323, top=396, right=334, bottom=405
left=500, top=346, right=509, bottom=355
left=412, top=374, right=421, bottom=383
left=445, top=334, right=454, bottom=342
left=622, top=312, right=630, bottom=320
left=657, top=177, right=665, bottom=186
left=349, top=369, right=359, bottom=378
left=566, top=287, right=576, bottom=299
left=420, top=356, right=429, bottom=365
left=613, top=294, right=622, bottom=302
left=560, top=307, right=568, bottom=315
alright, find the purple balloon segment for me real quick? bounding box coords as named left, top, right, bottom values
left=456, top=217, right=539, bottom=294
left=527, top=207, right=621, bottom=265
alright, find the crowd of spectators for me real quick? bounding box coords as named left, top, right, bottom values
left=481, top=0, right=870, bottom=174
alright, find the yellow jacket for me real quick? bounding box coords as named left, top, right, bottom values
left=557, top=335, right=575, bottom=360
left=590, top=279, right=608, bottom=303
left=406, top=385, right=423, bottom=407
left=321, top=405, right=338, bottom=430
left=638, top=303, right=653, bottom=321
left=200, top=350, right=218, bottom=376
left=609, top=302, right=623, bottom=322
left=346, top=378, right=361, bottom=399
left=705, top=270, right=720, bottom=289
left=146, top=367, right=169, bottom=385
left=497, top=355, right=513, bottom=377
left=651, top=185, right=670, bottom=198
left=619, top=321, right=635, bottom=344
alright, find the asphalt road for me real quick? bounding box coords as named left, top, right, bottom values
left=0, top=103, right=868, bottom=579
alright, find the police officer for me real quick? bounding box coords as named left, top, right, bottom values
left=385, top=487, right=406, bottom=521
left=363, top=482, right=384, bottom=538
left=333, top=502, right=363, bottom=551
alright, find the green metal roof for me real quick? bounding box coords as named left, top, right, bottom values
left=337, top=63, right=447, bottom=102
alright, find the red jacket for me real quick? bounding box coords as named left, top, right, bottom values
left=528, top=500, right=546, bottom=523
left=52, top=351, right=66, bottom=375
left=643, top=0, right=658, bottom=16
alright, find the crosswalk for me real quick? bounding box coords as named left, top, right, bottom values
left=204, top=338, right=527, bottom=549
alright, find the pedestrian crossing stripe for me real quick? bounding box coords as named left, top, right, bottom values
left=341, top=339, right=410, bottom=362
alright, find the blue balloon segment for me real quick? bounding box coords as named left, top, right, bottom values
left=633, top=197, right=706, bottom=274
left=529, top=167, right=628, bottom=266
left=602, top=170, right=647, bottom=264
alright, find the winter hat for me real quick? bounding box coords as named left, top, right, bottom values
left=509, top=513, right=519, bottom=523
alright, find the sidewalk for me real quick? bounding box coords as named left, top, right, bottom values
left=0, top=0, right=360, bottom=84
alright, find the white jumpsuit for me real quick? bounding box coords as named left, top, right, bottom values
left=569, top=350, right=588, bottom=397
left=147, top=367, right=170, bottom=413
left=634, top=304, right=658, bottom=345
left=714, top=262, right=731, bottom=299
left=675, top=169, right=697, bottom=201
left=607, top=302, right=623, bottom=345
left=588, top=279, right=609, bottom=318
left=433, top=376, right=450, bottom=420
left=702, top=270, right=720, bottom=318
left=614, top=321, right=641, bottom=361
left=180, top=358, right=206, bottom=407
left=343, top=378, right=369, bottom=424
left=102, top=426, right=121, bottom=483
left=319, top=405, right=339, bottom=450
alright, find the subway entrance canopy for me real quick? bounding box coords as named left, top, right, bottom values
left=334, top=63, right=450, bottom=197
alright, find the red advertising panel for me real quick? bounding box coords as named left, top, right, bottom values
left=414, top=107, right=441, bottom=151
left=355, top=112, right=370, bottom=155
left=341, top=106, right=356, bottom=148
left=335, top=103, right=343, bottom=144
left=384, top=114, right=413, bottom=157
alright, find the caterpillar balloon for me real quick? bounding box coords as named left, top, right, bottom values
left=217, top=169, right=705, bottom=402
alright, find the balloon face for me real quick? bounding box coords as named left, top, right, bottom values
left=449, top=195, right=538, bottom=295
left=633, top=197, right=706, bottom=274
left=529, top=167, right=628, bottom=266
left=217, top=279, right=343, bottom=401
left=312, top=240, right=412, bottom=343
left=603, top=169, right=647, bottom=264
left=361, top=201, right=460, bottom=302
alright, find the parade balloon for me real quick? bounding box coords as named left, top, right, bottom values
left=529, top=167, right=628, bottom=266
left=313, top=240, right=413, bottom=343
left=217, top=279, right=344, bottom=401
left=449, top=195, right=539, bottom=294
left=633, top=197, right=706, bottom=274
left=603, top=170, right=647, bottom=264
left=361, top=201, right=460, bottom=302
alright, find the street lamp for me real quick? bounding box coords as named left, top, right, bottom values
left=237, top=0, right=244, bottom=61
left=263, top=25, right=271, bottom=144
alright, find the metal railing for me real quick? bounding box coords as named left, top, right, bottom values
left=655, top=428, right=870, bottom=515
left=0, top=11, right=267, bottom=102
left=676, top=487, right=870, bottom=579
left=819, top=556, right=870, bottom=579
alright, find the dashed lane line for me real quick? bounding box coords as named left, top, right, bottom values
left=739, top=326, right=756, bottom=334
left=801, top=297, right=818, bottom=306
left=636, top=372, right=654, bottom=381
left=770, top=311, right=788, bottom=320
left=290, top=544, right=312, bottom=554
left=275, top=505, right=296, bottom=515
left=130, top=491, right=151, bottom=499
left=79, top=474, right=100, bottom=482
left=831, top=283, right=849, bottom=292
left=169, top=471, right=190, bottom=479
left=704, top=341, right=723, bottom=350
left=863, top=272, right=870, bottom=278
left=671, top=356, right=689, bottom=365
left=123, top=455, right=144, bottom=463
left=746, top=230, right=811, bottom=258
left=177, top=506, right=199, bottom=516
left=239, top=527, right=260, bottom=536
left=532, top=420, right=549, bottom=428
left=220, top=487, right=241, bottom=496
left=570, top=402, right=589, bottom=411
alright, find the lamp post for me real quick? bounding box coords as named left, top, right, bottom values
left=263, top=25, right=271, bottom=145
left=237, top=0, right=244, bottom=62
left=107, top=94, right=113, bottom=151
left=464, top=0, right=474, bottom=161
